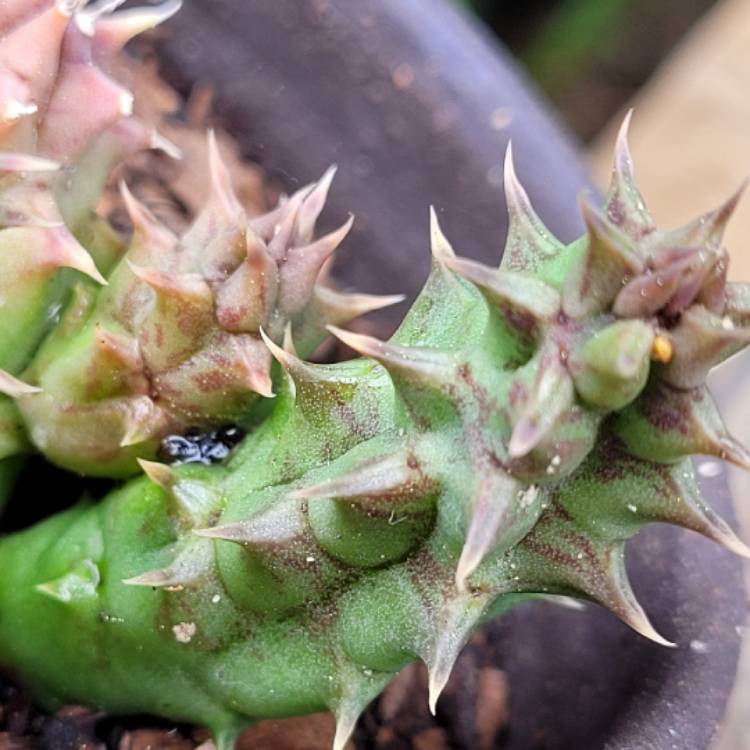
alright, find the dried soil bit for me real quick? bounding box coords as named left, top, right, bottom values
left=475, top=668, right=509, bottom=750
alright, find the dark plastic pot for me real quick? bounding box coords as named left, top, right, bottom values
left=156, top=2, right=746, bottom=748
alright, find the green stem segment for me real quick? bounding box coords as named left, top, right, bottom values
left=0, top=115, right=748, bottom=750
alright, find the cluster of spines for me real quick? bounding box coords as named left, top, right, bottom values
left=43, top=115, right=744, bottom=748
left=0, top=0, right=191, bottom=487
left=0, top=0, right=185, bottom=367
left=0, top=130, right=402, bottom=476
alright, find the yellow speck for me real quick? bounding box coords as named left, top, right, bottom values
left=651, top=335, right=673, bottom=363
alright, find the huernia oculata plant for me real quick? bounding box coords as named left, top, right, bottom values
left=0, top=3, right=748, bottom=749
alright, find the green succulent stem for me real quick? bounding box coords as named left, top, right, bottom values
left=0, top=119, right=749, bottom=748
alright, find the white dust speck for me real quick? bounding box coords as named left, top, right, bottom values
left=173, top=622, right=197, bottom=643
left=518, top=485, right=539, bottom=509
left=690, top=639, right=709, bottom=654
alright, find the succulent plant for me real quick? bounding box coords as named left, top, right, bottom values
left=0, top=105, right=747, bottom=749
left=0, top=0, right=187, bottom=489
left=0, top=0, right=184, bottom=375
left=0, top=2, right=400, bottom=479
left=3, top=137, right=399, bottom=477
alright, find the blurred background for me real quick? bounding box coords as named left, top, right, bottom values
left=464, top=0, right=750, bottom=746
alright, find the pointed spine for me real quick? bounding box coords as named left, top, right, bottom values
left=277, top=215, right=354, bottom=317
left=612, top=383, right=750, bottom=468
left=423, top=592, right=491, bottom=714
left=455, top=466, right=542, bottom=592
left=0, top=369, right=41, bottom=398
left=429, top=205, right=456, bottom=266
left=327, top=326, right=453, bottom=390
left=296, top=165, right=337, bottom=244
left=311, top=285, right=406, bottom=327
left=291, top=448, right=432, bottom=511
left=563, top=198, right=643, bottom=318
left=216, top=230, right=279, bottom=334
left=518, top=517, right=674, bottom=646
left=194, top=499, right=306, bottom=549
left=88, top=0, right=183, bottom=56
left=661, top=181, right=746, bottom=251
left=122, top=542, right=212, bottom=590
left=604, top=110, right=655, bottom=237
left=509, top=343, right=575, bottom=458
left=659, top=306, right=750, bottom=389
left=443, top=255, right=561, bottom=333
left=499, top=143, right=563, bottom=272
left=119, top=181, right=177, bottom=258
left=45, top=227, right=107, bottom=284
